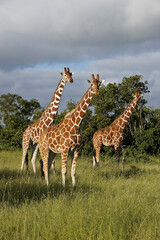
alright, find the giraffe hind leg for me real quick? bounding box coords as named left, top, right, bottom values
left=26, top=153, right=29, bottom=171
left=93, top=147, right=96, bottom=168
left=115, top=145, right=121, bottom=168
left=93, top=145, right=101, bottom=168
left=40, top=159, right=44, bottom=178
left=39, top=137, right=49, bottom=186
left=48, top=150, right=56, bottom=174
left=31, top=143, right=39, bottom=174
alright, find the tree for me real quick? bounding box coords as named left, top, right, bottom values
left=0, top=93, right=43, bottom=149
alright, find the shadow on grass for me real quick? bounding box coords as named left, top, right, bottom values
left=101, top=165, right=145, bottom=179
left=123, top=165, right=145, bottom=178
left=0, top=169, right=102, bottom=206
left=0, top=168, right=21, bottom=179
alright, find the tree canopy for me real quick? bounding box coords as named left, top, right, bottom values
left=0, top=93, right=43, bottom=149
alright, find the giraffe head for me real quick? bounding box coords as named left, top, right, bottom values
left=60, top=67, right=73, bottom=83
left=87, top=74, right=102, bottom=95
left=133, top=92, right=143, bottom=102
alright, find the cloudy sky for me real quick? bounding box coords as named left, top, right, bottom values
left=0, top=0, right=160, bottom=112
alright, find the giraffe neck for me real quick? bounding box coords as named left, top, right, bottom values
left=39, top=78, right=66, bottom=127
left=115, top=96, right=139, bottom=129
left=71, top=87, right=93, bottom=127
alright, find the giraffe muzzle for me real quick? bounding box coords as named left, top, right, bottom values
left=69, top=78, right=74, bottom=83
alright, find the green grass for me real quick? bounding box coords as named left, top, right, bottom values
left=0, top=150, right=160, bottom=240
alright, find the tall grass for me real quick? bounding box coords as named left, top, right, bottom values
left=0, top=150, right=160, bottom=240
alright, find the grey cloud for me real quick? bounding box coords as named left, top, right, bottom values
left=0, top=0, right=160, bottom=69
left=0, top=0, right=160, bottom=110
left=88, top=52, right=160, bottom=108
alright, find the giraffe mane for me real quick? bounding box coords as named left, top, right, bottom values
left=64, top=108, right=76, bottom=118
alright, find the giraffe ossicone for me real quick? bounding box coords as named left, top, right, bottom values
left=20, top=67, right=73, bottom=174
left=38, top=74, right=103, bottom=186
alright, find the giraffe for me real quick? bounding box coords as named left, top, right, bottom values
left=38, top=74, right=103, bottom=186
left=20, top=67, right=73, bottom=174
left=93, top=92, right=142, bottom=171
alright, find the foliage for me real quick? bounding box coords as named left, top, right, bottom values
left=0, top=93, right=43, bottom=149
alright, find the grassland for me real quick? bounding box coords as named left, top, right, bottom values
left=0, top=150, right=160, bottom=240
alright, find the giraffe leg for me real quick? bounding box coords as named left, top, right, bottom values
left=41, top=148, right=49, bottom=186
left=115, top=146, right=121, bottom=168
left=93, top=146, right=101, bottom=168
left=71, top=148, right=80, bottom=187
left=21, top=134, right=30, bottom=174
left=25, top=153, right=29, bottom=171
left=39, top=138, right=49, bottom=186
left=48, top=150, right=56, bottom=174
left=43, top=158, right=49, bottom=186
left=51, top=159, right=56, bottom=175
left=40, top=151, right=56, bottom=177
left=93, top=148, right=96, bottom=168
left=31, top=143, right=39, bottom=174
left=61, top=149, right=69, bottom=187
left=93, top=135, right=102, bottom=168
left=40, top=159, right=44, bottom=178
left=122, top=147, right=126, bottom=172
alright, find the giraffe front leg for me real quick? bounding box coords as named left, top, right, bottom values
left=61, top=149, right=69, bottom=187
left=71, top=148, right=80, bottom=187
left=122, top=147, right=126, bottom=172
left=21, top=134, right=30, bottom=174
left=31, top=143, right=39, bottom=174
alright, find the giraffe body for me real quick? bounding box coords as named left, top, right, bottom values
left=21, top=68, right=73, bottom=174
left=93, top=92, right=142, bottom=170
left=39, top=74, right=102, bottom=186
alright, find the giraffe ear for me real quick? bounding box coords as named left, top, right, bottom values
left=87, top=79, right=91, bottom=84
left=60, top=72, right=63, bottom=75
left=97, top=74, right=99, bottom=80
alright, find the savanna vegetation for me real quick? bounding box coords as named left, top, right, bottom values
left=0, top=75, right=160, bottom=239
left=0, top=151, right=160, bottom=240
